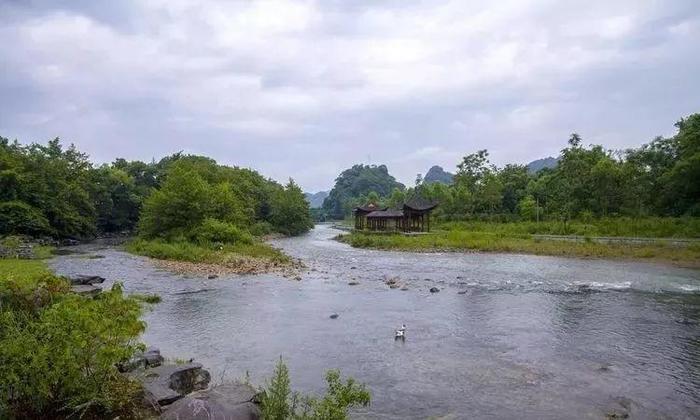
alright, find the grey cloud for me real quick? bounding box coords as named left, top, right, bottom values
left=0, top=0, right=699, bottom=192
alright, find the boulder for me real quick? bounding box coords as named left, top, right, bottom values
left=429, top=287, right=440, bottom=293
left=69, top=275, right=106, bottom=285
left=207, top=274, right=218, bottom=279
left=329, top=313, right=339, bottom=319
left=121, top=347, right=165, bottom=372
left=70, top=284, right=102, bottom=298
left=133, top=363, right=211, bottom=407
left=161, top=383, right=260, bottom=420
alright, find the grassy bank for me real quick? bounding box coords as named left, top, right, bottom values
left=125, top=238, right=295, bottom=274
left=436, top=217, right=700, bottom=238
left=340, top=228, right=700, bottom=267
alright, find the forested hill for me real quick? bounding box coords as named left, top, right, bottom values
left=305, top=191, right=329, bottom=208
left=423, top=165, right=454, bottom=184
left=0, top=138, right=313, bottom=239
left=322, top=164, right=404, bottom=219
left=526, top=157, right=558, bottom=173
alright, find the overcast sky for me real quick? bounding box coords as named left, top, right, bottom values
left=1, top=0, right=699, bottom=191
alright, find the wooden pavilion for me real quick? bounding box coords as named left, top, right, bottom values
left=353, top=196, right=438, bottom=233
left=352, top=203, right=386, bottom=230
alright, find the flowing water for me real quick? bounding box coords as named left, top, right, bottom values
left=51, top=225, right=700, bottom=419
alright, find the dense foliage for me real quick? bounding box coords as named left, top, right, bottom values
left=0, top=259, right=146, bottom=419
left=0, top=138, right=313, bottom=240
left=260, top=358, right=371, bottom=420
left=322, top=164, right=405, bottom=219
left=332, top=113, right=700, bottom=222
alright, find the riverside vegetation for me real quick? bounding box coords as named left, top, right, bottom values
left=335, top=114, right=700, bottom=265
left=0, top=136, right=313, bottom=270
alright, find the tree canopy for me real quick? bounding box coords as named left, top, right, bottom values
left=0, top=138, right=313, bottom=239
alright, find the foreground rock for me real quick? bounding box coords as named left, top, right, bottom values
left=160, top=383, right=261, bottom=420
left=130, top=363, right=211, bottom=407
left=120, top=347, right=165, bottom=372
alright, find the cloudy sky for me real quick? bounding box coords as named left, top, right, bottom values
left=1, top=0, right=699, bottom=191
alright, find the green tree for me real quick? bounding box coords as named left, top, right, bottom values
left=269, top=179, right=314, bottom=236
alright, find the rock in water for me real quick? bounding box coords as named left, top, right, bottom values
left=69, top=275, right=106, bottom=285
left=160, top=383, right=261, bottom=420
left=348, top=281, right=360, bottom=286
left=329, top=313, right=339, bottom=319
left=207, top=274, right=218, bottom=279
left=429, top=287, right=440, bottom=293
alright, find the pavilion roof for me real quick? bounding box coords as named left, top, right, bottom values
left=403, top=195, right=438, bottom=211
left=353, top=203, right=386, bottom=213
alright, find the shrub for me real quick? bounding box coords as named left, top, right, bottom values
left=260, top=358, right=370, bottom=420
left=192, top=218, right=253, bottom=245
left=0, top=281, right=146, bottom=418
left=250, top=221, right=274, bottom=237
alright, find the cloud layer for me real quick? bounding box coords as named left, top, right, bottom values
left=1, top=0, right=699, bottom=191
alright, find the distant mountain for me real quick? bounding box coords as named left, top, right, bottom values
left=423, top=165, right=454, bottom=185
left=527, top=157, right=558, bottom=174
left=304, top=191, right=328, bottom=208
left=323, top=164, right=405, bottom=219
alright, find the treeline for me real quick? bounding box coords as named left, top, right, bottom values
left=0, top=137, right=312, bottom=239
left=336, top=113, right=700, bottom=221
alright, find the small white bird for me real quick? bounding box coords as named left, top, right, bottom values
left=395, top=324, right=406, bottom=340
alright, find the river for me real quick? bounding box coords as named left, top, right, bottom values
left=51, top=224, right=700, bottom=419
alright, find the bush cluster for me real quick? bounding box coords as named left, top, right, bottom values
left=0, top=259, right=147, bottom=418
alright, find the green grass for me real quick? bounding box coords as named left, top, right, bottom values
left=125, top=239, right=291, bottom=265
left=0, top=258, right=52, bottom=281
left=435, top=217, right=700, bottom=238
left=340, top=229, right=700, bottom=267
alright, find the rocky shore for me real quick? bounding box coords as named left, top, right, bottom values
left=151, top=255, right=305, bottom=277
left=121, top=347, right=262, bottom=419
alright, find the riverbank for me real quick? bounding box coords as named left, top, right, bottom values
left=126, top=238, right=304, bottom=275
left=338, top=230, right=700, bottom=267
